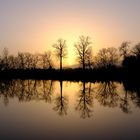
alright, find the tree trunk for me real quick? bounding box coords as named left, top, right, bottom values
left=83, top=59, right=85, bottom=70
left=60, top=56, right=62, bottom=72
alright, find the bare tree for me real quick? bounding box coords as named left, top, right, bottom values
left=2, top=47, right=9, bottom=59
left=119, top=41, right=130, bottom=59
left=17, top=52, right=26, bottom=69
left=41, top=51, right=53, bottom=69
left=53, top=39, right=67, bottom=71
left=8, top=55, right=17, bottom=69
left=132, top=42, right=140, bottom=56
left=17, top=52, right=39, bottom=69
left=24, top=53, right=33, bottom=69
left=1, top=47, right=9, bottom=69
left=95, top=47, right=119, bottom=68
left=31, top=54, right=39, bottom=69
left=107, top=47, right=119, bottom=65
left=86, top=47, right=94, bottom=69
left=75, top=36, right=92, bottom=70
left=25, top=53, right=40, bottom=69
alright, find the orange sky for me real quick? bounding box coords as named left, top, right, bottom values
left=0, top=0, right=140, bottom=66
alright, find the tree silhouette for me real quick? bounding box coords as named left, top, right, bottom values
left=30, top=54, right=39, bottom=69
left=75, top=36, right=92, bottom=70
left=122, top=43, right=140, bottom=73
left=95, top=47, right=118, bottom=68
left=119, top=41, right=130, bottom=59
left=133, top=42, right=140, bottom=56
left=41, top=51, right=53, bottom=69
left=1, top=47, right=9, bottom=70
left=53, top=39, right=67, bottom=71
left=75, top=82, right=94, bottom=118
left=17, top=52, right=26, bottom=69
left=24, top=53, right=33, bottom=69
left=86, top=47, right=94, bottom=69
left=7, top=55, right=17, bottom=69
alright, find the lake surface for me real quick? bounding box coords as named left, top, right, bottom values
left=0, top=80, right=140, bottom=140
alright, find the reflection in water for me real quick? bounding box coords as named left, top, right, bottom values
left=120, top=90, right=132, bottom=113
left=53, top=80, right=68, bottom=116
left=0, top=80, right=140, bottom=140
left=0, top=80, right=140, bottom=117
left=95, top=81, right=119, bottom=108
left=0, top=80, right=54, bottom=105
left=42, top=80, right=53, bottom=103
left=123, top=81, right=140, bottom=109
left=75, top=82, right=94, bottom=119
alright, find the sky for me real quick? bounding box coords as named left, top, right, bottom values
left=0, top=0, right=140, bottom=65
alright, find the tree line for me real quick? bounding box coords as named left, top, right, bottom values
left=0, top=36, right=140, bottom=72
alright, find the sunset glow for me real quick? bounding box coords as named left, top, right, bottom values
left=0, top=0, right=140, bottom=66
left=0, top=1, right=140, bottom=140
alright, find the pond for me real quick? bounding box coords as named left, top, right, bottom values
left=0, top=80, right=140, bottom=140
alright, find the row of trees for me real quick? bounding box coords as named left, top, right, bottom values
left=53, top=36, right=140, bottom=71
left=0, top=48, right=53, bottom=70
left=0, top=36, right=140, bottom=70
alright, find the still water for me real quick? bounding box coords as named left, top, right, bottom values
left=0, top=80, right=140, bottom=140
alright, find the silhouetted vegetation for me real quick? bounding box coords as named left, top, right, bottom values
left=0, top=37, right=139, bottom=82
left=95, top=47, right=119, bottom=69
left=41, top=51, right=53, bottom=69
left=75, top=36, right=93, bottom=69
left=119, top=41, right=130, bottom=59
left=122, top=42, right=140, bottom=79
left=52, top=39, right=67, bottom=72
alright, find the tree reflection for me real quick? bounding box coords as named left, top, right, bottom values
left=0, top=80, right=15, bottom=106
left=120, top=90, right=132, bottom=113
left=0, top=80, right=140, bottom=117
left=76, top=82, right=94, bottom=119
left=0, top=80, right=54, bottom=105
left=123, top=81, right=140, bottom=108
left=53, top=80, right=68, bottom=116
left=42, top=80, right=53, bottom=103
left=131, top=93, right=140, bottom=108
left=95, top=81, right=119, bottom=107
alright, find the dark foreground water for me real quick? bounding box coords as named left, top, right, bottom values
left=0, top=80, right=140, bottom=140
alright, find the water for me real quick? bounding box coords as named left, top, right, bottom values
left=0, top=80, right=140, bottom=140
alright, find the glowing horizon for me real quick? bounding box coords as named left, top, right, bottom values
left=0, top=0, right=140, bottom=66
